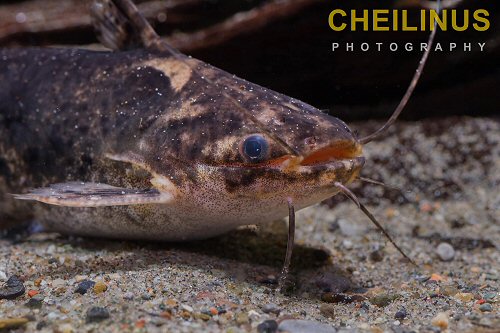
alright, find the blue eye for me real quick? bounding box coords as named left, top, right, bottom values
left=243, top=135, right=268, bottom=162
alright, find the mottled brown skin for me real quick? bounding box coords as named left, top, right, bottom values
left=0, top=47, right=363, bottom=240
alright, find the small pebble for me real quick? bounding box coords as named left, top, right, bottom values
left=141, top=292, right=153, bottom=300
left=429, top=273, right=445, bottom=282
left=436, top=242, right=455, bottom=261
left=36, top=321, right=47, bottom=330
left=328, top=221, right=339, bottom=232
left=57, top=323, right=74, bottom=333
left=75, top=280, right=95, bottom=295
left=319, top=303, right=336, bottom=318
left=369, top=248, right=384, bottom=262
left=278, top=319, right=337, bottom=333
left=74, top=275, right=87, bottom=282
left=338, top=219, right=366, bottom=236
left=181, top=304, right=193, bottom=312
left=194, top=313, right=211, bottom=321
left=25, top=294, right=44, bottom=309
left=0, top=318, right=29, bottom=329
left=419, top=201, right=436, bottom=213
left=342, top=239, right=353, bottom=249
left=123, top=292, right=134, bottom=300
left=46, top=244, right=56, bottom=254
left=479, top=303, right=492, bottom=312
left=455, top=292, right=474, bottom=302
left=165, top=299, right=177, bottom=307
left=483, top=292, right=496, bottom=300
left=257, top=320, right=278, bottom=333
left=0, top=275, right=25, bottom=300
left=248, top=310, right=261, bottom=321
left=52, top=278, right=66, bottom=288
left=431, top=312, right=449, bottom=330
left=315, top=272, right=352, bottom=293
left=93, top=281, right=107, bottom=294
left=414, top=275, right=430, bottom=283
left=201, top=308, right=214, bottom=316
left=441, top=285, right=459, bottom=297
left=86, top=307, right=110, bottom=323
left=235, top=312, right=249, bottom=325
left=47, top=312, right=60, bottom=321
left=369, top=293, right=400, bottom=307
left=180, top=310, right=191, bottom=319
left=27, top=290, right=39, bottom=297
left=395, top=308, right=407, bottom=319
left=262, top=303, right=280, bottom=315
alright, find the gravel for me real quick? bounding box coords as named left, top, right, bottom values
left=25, top=294, right=44, bottom=309
left=431, top=312, right=449, bottom=330
left=0, top=275, right=25, bottom=300
left=479, top=303, right=493, bottom=312
left=261, top=303, right=281, bottom=315
left=74, top=280, right=95, bottom=295
left=319, top=303, right=336, bottom=318
left=436, top=242, right=456, bottom=261
left=394, top=308, right=407, bottom=319
left=0, top=117, right=498, bottom=332
left=86, top=307, right=111, bottom=323
left=257, top=319, right=278, bottom=333
left=278, top=319, right=337, bottom=333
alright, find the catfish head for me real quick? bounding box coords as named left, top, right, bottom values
left=121, top=55, right=365, bottom=228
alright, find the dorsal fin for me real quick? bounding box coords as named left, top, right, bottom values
left=90, top=0, right=178, bottom=54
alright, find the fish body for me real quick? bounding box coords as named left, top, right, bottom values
left=0, top=47, right=363, bottom=240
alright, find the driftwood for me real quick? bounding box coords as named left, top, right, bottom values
left=0, top=0, right=200, bottom=44
left=166, top=0, right=319, bottom=52
left=0, top=0, right=320, bottom=51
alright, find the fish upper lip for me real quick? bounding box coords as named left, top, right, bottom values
left=299, top=140, right=363, bottom=166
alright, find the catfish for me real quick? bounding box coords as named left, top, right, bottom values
left=0, top=0, right=438, bottom=284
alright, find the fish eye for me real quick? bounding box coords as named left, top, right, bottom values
left=242, top=135, right=268, bottom=162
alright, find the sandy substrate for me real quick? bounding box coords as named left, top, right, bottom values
left=0, top=117, right=498, bottom=333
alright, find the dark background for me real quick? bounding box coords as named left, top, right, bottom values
left=1, top=0, right=499, bottom=121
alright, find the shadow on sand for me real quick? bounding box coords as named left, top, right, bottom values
left=3, top=220, right=355, bottom=298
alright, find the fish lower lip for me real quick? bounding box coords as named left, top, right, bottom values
left=294, top=156, right=365, bottom=171
left=317, top=156, right=365, bottom=168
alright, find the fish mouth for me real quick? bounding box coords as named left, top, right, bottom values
left=299, top=140, right=363, bottom=166
left=272, top=140, right=364, bottom=183
left=293, top=140, right=365, bottom=186
left=247, top=140, right=364, bottom=171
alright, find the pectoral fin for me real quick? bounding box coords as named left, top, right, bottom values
left=13, top=182, right=173, bottom=207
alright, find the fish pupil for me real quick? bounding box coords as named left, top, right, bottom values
left=243, top=135, right=268, bottom=161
